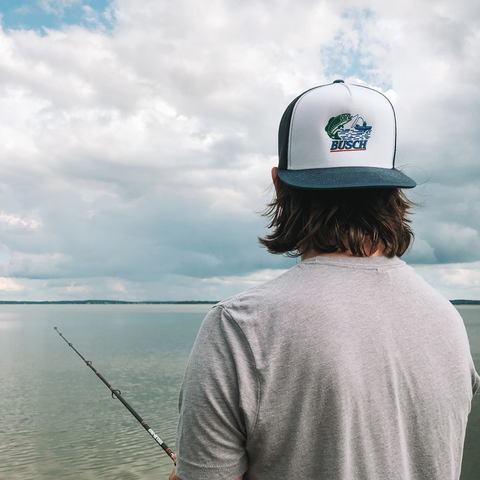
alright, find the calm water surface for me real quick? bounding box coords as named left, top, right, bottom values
left=0, top=304, right=479, bottom=479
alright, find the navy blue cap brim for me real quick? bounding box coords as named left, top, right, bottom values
left=277, top=166, right=416, bottom=190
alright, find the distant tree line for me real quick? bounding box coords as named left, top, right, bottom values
left=0, top=299, right=477, bottom=305
left=450, top=300, right=480, bottom=305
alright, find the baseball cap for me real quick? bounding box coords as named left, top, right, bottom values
left=277, top=80, right=416, bottom=189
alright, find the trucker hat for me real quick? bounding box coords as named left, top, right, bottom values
left=277, top=80, right=416, bottom=189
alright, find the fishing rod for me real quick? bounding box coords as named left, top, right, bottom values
left=54, top=327, right=175, bottom=464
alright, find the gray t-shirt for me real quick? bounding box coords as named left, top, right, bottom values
left=175, top=256, right=480, bottom=480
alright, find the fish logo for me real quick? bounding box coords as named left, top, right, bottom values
left=325, top=113, right=352, bottom=140
left=325, top=113, right=372, bottom=152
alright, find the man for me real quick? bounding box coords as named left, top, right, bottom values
left=170, top=81, right=480, bottom=480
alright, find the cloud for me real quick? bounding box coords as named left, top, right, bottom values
left=81, top=5, right=99, bottom=23
left=0, top=277, right=24, bottom=291
left=202, top=268, right=289, bottom=286
left=403, top=237, right=437, bottom=264
left=8, top=252, right=72, bottom=279
left=0, top=212, right=42, bottom=231
left=37, top=0, right=82, bottom=16
left=0, top=0, right=479, bottom=300
left=66, top=282, right=92, bottom=293
left=413, top=262, right=480, bottom=300
left=106, top=277, right=127, bottom=292
left=13, top=5, right=32, bottom=15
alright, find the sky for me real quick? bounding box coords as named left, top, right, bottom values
left=0, top=0, right=479, bottom=301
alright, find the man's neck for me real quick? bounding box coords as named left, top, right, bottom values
left=301, top=240, right=386, bottom=261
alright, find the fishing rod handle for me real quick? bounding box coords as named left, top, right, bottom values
left=142, top=423, right=176, bottom=461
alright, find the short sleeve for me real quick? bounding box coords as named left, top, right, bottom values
left=473, top=370, right=480, bottom=396
left=175, top=305, right=259, bottom=480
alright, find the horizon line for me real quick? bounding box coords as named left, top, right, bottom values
left=0, top=299, right=478, bottom=305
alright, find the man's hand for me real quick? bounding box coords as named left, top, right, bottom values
left=169, top=469, right=181, bottom=480
left=169, top=468, right=181, bottom=480
left=169, top=455, right=181, bottom=480
left=169, top=456, right=243, bottom=480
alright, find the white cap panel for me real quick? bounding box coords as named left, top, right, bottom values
left=288, top=84, right=395, bottom=171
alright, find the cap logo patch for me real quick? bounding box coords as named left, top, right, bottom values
left=325, top=113, right=372, bottom=152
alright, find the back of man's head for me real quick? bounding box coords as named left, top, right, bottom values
left=260, top=80, right=417, bottom=258
left=260, top=180, right=415, bottom=258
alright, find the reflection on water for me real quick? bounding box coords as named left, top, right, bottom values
left=0, top=304, right=478, bottom=479
left=0, top=305, right=211, bottom=479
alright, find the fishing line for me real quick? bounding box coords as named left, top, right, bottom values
left=54, top=327, right=176, bottom=464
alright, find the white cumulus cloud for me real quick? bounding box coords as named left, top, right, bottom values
left=0, top=277, right=24, bottom=291
left=0, top=213, right=42, bottom=231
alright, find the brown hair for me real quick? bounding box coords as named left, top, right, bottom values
left=259, top=179, right=416, bottom=258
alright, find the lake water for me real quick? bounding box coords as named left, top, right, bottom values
left=0, top=304, right=479, bottom=479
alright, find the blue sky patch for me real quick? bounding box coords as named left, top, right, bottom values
left=322, top=8, right=392, bottom=91
left=0, top=0, right=114, bottom=33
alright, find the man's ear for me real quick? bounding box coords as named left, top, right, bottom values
left=271, top=167, right=279, bottom=194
